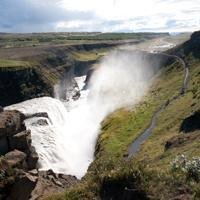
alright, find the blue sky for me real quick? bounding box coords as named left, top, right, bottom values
left=0, top=0, right=200, bottom=33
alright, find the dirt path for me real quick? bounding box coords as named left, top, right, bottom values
left=128, top=54, right=189, bottom=158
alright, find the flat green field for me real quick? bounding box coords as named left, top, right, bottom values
left=0, top=32, right=168, bottom=48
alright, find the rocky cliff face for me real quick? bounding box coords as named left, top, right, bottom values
left=0, top=108, right=77, bottom=200
left=0, top=43, right=111, bottom=106
left=0, top=68, right=53, bottom=107
left=185, top=30, right=200, bottom=57
left=168, top=30, right=200, bottom=59
left=0, top=108, right=39, bottom=199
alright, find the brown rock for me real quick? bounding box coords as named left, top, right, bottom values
left=27, top=146, right=39, bottom=170
left=29, top=169, right=38, bottom=176
left=0, top=157, right=9, bottom=171
left=72, top=90, right=81, bottom=101
left=46, top=169, right=57, bottom=178
left=5, top=150, right=27, bottom=169
left=31, top=119, right=48, bottom=126
left=0, top=106, right=3, bottom=113
left=0, top=137, right=9, bottom=155
left=180, top=110, right=200, bottom=133
left=25, top=112, right=49, bottom=120
left=165, top=132, right=200, bottom=150
left=7, top=172, right=38, bottom=200
left=9, top=130, right=31, bottom=152
left=52, top=179, right=63, bottom=187
left=30, top=170, right=78, bottom=200
left=0, top=110, right=25, bottom=138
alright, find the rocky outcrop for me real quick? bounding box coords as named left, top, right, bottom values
left=0, top=162, right=38, bottom=200
left=9, top=130, right=31, bottom=152
left=0, top=109, right=78, bottom=200
left=0, top=68, right=53, bottom=107
left=168, top=30, right=200, bottom=59
left=8, top=170, right=38, bottom=200
left=53, top=63, right=82, bottom=101
left=180, top=110, right=200, bottom=133
left=0, top=109, right=39, bottom=199
left=0, top=110, right=25, bottom=155
left=25, top=112, right=49, bottom=120
left=0, top=152, right=77, bottom=200
left=4, top=150, right=27, bottom=169
left=31, top=119, right=48, bottom=127
left=0, top=110, right=38, bottom=171
left=0, top=110, right=26, bottom=138
left=165, top=132, right=200, bottom=150
left=30, top=170, right=78, bottom=200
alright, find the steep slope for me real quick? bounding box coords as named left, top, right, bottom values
left=169, top=30, right=200, bottom=59
left=46, top=31, right=200, bottom=200
left=0, top=64, right=54, bottom=107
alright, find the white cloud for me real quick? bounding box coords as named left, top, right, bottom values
left=57, top=0, right=200, bottom=32
left=0, top=0, right=200, bottom=32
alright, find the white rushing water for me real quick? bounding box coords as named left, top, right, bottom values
left=5, top=50, right=154, bottom=179
left=6, top=77, right=93, bottom=178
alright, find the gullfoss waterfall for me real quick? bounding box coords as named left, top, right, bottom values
left=5, top=51, right=155, bottom=179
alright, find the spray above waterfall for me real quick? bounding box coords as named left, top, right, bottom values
left=88, top=50, right=155, bottom=114
left=5, top=49, right=157, bottom=178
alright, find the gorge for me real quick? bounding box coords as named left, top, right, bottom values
left=5, top=49, right=158, bottom=179
left=1, top=31, right=199, bottom=200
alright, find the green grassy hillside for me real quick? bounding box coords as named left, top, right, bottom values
left=45, top=31, right=200, bottom=200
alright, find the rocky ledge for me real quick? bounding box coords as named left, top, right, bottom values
left=0, top=107, right=77, bottom=200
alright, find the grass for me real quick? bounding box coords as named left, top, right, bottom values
left=44, top=54, right=200, bottom=200
left=71, top=49, right=108, bottom=62
left=41, top=33, right=200, bottom=199
left=134, top=56, right=200, bottom=167
left=0, top=32, right=168, bottom=48
left=65, top=32, right=168, bottom=41
left=95, top=60, right=184, bottom=160
left=0, top=59, right=31, bottom=70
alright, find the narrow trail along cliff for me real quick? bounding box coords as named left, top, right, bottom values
left=128, top=54, right=189, bottom=157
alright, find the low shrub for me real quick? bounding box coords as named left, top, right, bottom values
left=171, top=154, right=200, bottom=182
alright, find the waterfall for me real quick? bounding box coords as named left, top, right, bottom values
left=5, top=76, right=94, bottom=178
left=5, top=50, right=154, bottom=179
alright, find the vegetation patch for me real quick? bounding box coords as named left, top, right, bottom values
left=65, top=32, right=168, bottom=41
left=0, top=59, right=31, bottom=70
left=0, top=32, right=168, bottom=48
left=45, top=53, right=200, bottom=200
left=71, top=49, right=107, bottom=62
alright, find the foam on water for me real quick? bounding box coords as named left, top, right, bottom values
left=6, top=77, right=93, bottom=178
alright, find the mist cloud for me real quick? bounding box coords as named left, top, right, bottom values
left=88, top=50, right=156, bottom=116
